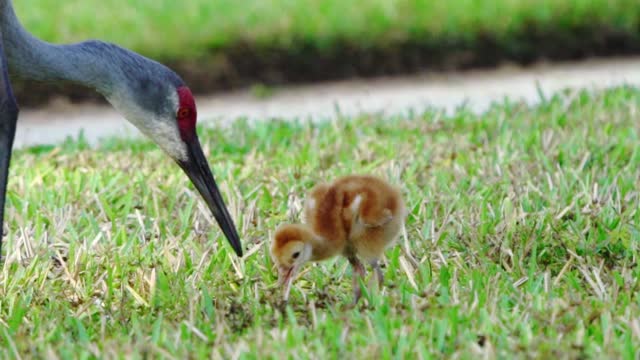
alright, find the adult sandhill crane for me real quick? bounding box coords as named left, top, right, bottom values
left=0, top=0, right=243, bottom=258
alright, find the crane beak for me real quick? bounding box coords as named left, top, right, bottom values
left=177, top=135, right=243, bottom=257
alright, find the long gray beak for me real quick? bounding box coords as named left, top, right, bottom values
left=177, top=135, right=243, bottom=257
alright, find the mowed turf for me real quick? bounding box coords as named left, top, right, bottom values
left=11, top=0, right=640, bottom=108
left=1, top=86, right=639, bottom=358
left=15, top=0, right=640, bottom=60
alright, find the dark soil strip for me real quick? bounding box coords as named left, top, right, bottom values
left=10, top=25, right=640, bottom=108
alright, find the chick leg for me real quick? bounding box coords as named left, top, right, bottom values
left=371, top=259, right=384, bottom=288
left=349, top=256, right=366, bottom=304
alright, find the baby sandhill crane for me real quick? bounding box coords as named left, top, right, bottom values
left=271, top=175, right=407, bottom=304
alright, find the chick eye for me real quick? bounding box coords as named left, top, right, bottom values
left=177, top=108, right=190, bottom=118
left=292, top=251, right=300, bottom=259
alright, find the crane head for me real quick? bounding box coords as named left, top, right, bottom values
left=107, top=81, right=243, bottom=257
left=171, top=86, right=243, bottom=257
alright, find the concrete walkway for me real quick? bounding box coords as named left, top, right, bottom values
left=14, top=56, right=640, bottom=149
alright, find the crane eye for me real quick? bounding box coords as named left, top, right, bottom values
left=292, top=251, right=300, bottom=259
left=177, top=108, right=190, bottom=118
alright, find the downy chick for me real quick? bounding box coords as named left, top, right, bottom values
left=271, top=174, right=407, bottom=303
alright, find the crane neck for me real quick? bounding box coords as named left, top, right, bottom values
left=0, top=0, right=116, bottom=96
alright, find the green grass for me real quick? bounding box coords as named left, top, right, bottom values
left=15, top=0, right=640, bottom=60
left=2, top=86, right=640, bottom=358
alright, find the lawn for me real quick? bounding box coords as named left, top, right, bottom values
left=1, top=86, right=639, bottom=358
left=12, top=0, right=640, bottom=107
left=16, top=0, right=640, bottom=60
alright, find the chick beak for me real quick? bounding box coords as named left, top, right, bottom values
left=278, top=265, right=298, bottom=301
left=177, top=135, right=243, bottom=257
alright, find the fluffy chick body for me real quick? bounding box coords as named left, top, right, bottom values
left=271, top=174, right=407, bottom=303
left=305, top=174, right=405, bottom=261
